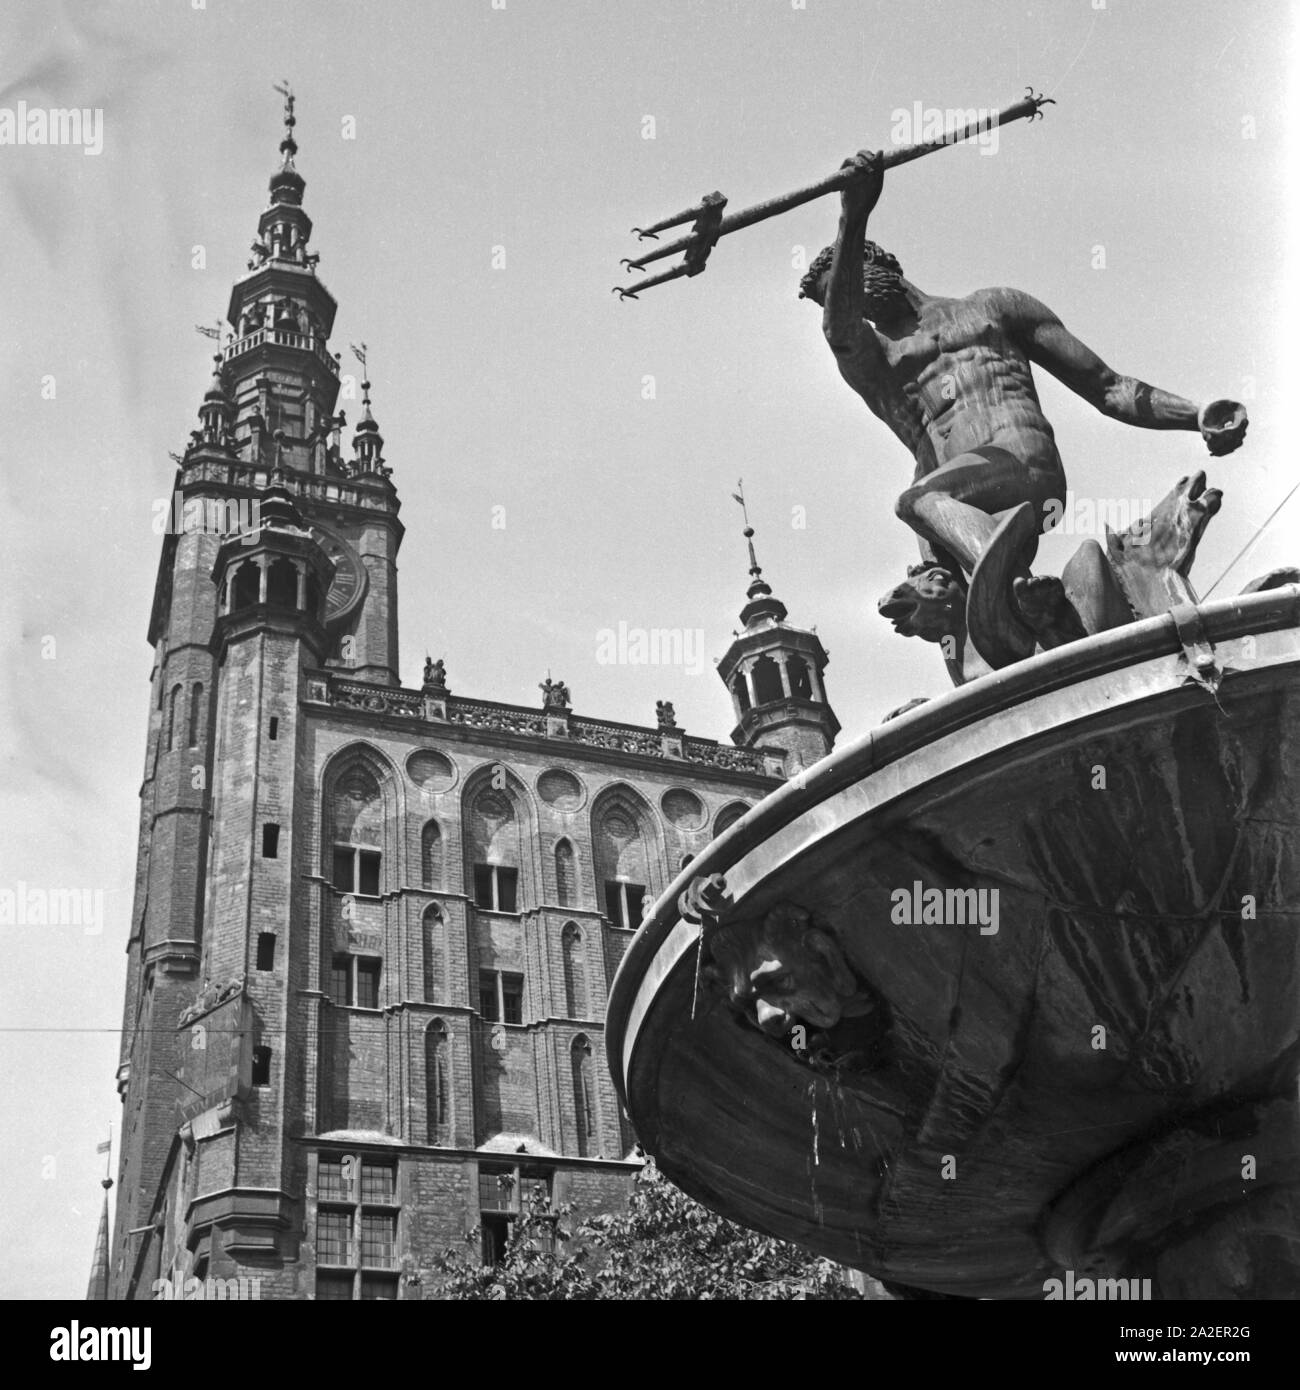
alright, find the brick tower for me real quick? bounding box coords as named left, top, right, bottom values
left=105, top=94, right=804, bottom=1299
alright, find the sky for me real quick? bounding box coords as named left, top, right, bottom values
left=0, top=0, right=1294, bottom=1298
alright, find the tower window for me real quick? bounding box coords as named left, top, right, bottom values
left=753, top=654, right=784, bottom=705
left=733, top=676, right=751, bottom=714
left=478, top=1165, right=553, bottom=1266
left=262, top=823, right=280, bottom=859
left=266, top=557, right=298, bottom=608
left=478, top=970, right=498, bottom=1021
left=478, top=969, right=525, bottom=1025
left=501, top=973, right=524, bottom=1025
left=473, top=864, right=518, bottom=913
left=314, top=1155, right=400, bottom=1300
left=251, top=1045, right=271, bottom=1087
left=329, top=955, right=381, bottom=1009
left=256, top=932, right=276, bottom=971
left=333, top=846, right=382, bottom=897
left=187, top=683, right=204, bottom=748
left=604, top=880, right=645, bottom=931
left=167, top=684, right=183, bottom=751
left=232, top=561, right=260, bottom=609
left=268, top=716, right=279, bottom=741
left=789, top=657, right=813, bottom=699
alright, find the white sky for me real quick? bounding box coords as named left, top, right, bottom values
left=0, top=0, right=1294, bottom=1298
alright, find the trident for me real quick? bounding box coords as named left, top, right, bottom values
left=613, top=88, right=1054, bottom=300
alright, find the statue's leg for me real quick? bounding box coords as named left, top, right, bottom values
left=896, top=447, right=1061, bottom=576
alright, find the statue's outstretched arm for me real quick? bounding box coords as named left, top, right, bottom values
left=823, top=151, right=885, bottom=360
left=1010, top=289, right=1199, bottom=431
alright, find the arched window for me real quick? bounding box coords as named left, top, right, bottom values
left=166, top=684, right=183, bottom=751
left=426, top=1020, right=449, bottom=1144
left=555, top=838, right=576, bottom=908
left=466, top=785, right=521, bottom=913
left=232, top=561, right=260, bottom=609
left=788, top=657, right=813, bottom=699
left=421, top=821, right=443, bottom=891
left=733, top=676, right=751, bottom=713
left=753, top=654, right=783, bottom=705
left=325, top=759, right=387, bottom=898
left=714, top=801, right=750, bottom=837
left=187, top=683, right=204, bottom=749
left=423, top=905, right=445, bottom=1003
left=592, top=790, right=656, bottom=930
left=561, top=923, right=586, bottom=1018
left=266, top=557, right=298, bottom=608
left=571, top=1035, right=596, bottom=1157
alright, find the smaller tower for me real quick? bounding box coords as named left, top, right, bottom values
left=716, top=492, right=839, bottom=772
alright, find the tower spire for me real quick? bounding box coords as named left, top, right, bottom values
left=272, top=80, right=297, bottom=168
left=717, top=483, right=839, bottom=771
left=733, top=478, right=774, bottom=602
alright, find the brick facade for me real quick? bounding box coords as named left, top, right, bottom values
left=104, top=116, right=837, bottom=1300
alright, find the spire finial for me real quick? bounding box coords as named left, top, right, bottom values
left=351, top=342, right=374, bottom=420
left=731, top=479, right=767, bottom=589
left=272, top=80, right=297, bottom=166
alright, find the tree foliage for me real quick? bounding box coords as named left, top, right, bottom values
left=427, top=1160, right=883, bottom=1300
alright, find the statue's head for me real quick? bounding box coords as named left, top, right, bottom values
left=798, top=240, right=908, bottom=319
left=705, top=903, right=860, bottom=1036
left=878, top=563, right=965, bottom=642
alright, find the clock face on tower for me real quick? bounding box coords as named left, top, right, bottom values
left=310, top=522, right=368, bottom=625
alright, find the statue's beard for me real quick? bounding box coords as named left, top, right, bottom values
left=863, top=268, right=908, bottom=319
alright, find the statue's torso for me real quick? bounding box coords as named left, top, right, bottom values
left=845, top=290, right=1064, bottom=477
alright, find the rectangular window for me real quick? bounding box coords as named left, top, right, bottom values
left=332, top=847, right=354, bottom=892
left=478, top=971, right=499, bottom=1022
left=333, top=846, right=383, bottom=896
left=359, top=1274, right=398, bottom=1300
left=328, top=955, right=352, bottom=1006
left=357, top=849, right=381, bottom=897
left=262, top=823, right=280, bottom=859
left=478, top=1167, right=516, bottom=1212
left=481, top=1213, right=512, bottom=1267
left=318, top=1158, right=349, bottom=1202
left=501, top=973, right=524, bottom=1025
left=360, top=1162, right=396, bottom=1205
left=256, top=932, right=276, bottom=971
left=268, top=716, right=279, bottom=741
left=604, top=880, right=647, bottom=930
left=314, top=1155, right=401, bottom=1299
left=330, top=956, right=381, bottom=1009
left=473, top=863, right=519, bottom=912
left=356, top=958, right=381, bottom=1010
left=251, top=1044, right=271, bottom=1087
left=360, top=1212, right=396, bottom=1269
left=478, top=970, right=525, bottom=1025
left=317, top=1208, right=351, bottom=1264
